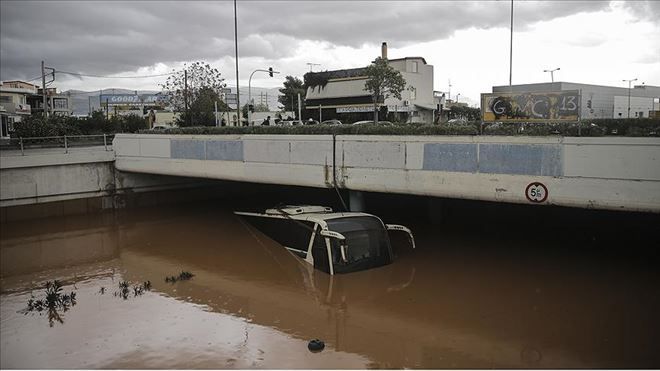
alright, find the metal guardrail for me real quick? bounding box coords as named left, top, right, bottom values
left=0, top=134, right=115, bottom=155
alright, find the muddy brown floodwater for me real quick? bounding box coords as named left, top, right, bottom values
left=1, top=199, right=659, bottom=369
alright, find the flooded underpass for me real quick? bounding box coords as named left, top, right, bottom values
left=1, top=188, right=659, bottom=369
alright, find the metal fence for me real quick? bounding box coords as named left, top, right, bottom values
left=0, top=134, right=115, bottom=155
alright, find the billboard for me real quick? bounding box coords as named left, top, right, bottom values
left=481, top=90, right=580, bottom=122
left=100, top=94, right=168, bottom=106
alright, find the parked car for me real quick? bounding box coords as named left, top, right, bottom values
left=304, top=119, right=320, bottom=125
left=447, top=118, right=469, bottom=125
left=278, top=120, right=304, bottom=126
left=321, top=119, right=343, bottom=125
left=352, top=120, right=393, bottom=126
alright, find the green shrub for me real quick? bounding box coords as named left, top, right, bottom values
left=10, top=113, right=148, bottom=138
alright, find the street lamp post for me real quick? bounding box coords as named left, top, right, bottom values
left=622, top=78, right=638, bottom=119
left=543, top=67, right=560, bottom=82
left=233, top=0, right=240, bottom=126
left=248, top=68, right=280, bottom=125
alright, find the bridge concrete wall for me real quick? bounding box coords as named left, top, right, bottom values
left=0, top=146, right=211, bottom=211
left=335, top=136, right=660, bottom=212
left=113, top=134, right=660, bottom=213
left=114, top=135, right=334, bottom=188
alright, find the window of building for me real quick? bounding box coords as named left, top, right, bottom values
left=0, top=96, right=12, bottom=103
left=410, top=61, right=418, bottom=73
left=53, top=98, right=68, bottom=110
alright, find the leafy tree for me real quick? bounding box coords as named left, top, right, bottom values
left=278, top=76, right=305, bottom=118
left=449, top=105, right=481, bottom=121
left=364, top=57, right=406, bottom=124
left=178, top=87, right=230, bottom=127
left=161, top=61, right=226, bottom=126
left=242, top=104, right=249, bottom=120
left=118, top=114, right=148, bottom=133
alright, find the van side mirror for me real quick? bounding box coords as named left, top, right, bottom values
left=319, top=229, right=349, bottom=263
left=385, top=224, right=416, bottom=249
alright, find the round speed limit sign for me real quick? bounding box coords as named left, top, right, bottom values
left=525, top=182, right=548, bottom=203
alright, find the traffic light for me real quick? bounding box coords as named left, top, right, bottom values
left=587, top=100, right=592, bottom=109
left=268, top=67, right=273, bottom=77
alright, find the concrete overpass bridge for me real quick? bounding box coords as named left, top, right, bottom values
left=112, top=134, right=660, bottom=213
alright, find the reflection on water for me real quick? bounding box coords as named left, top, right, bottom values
left=1, top=201, right=659, bottom=368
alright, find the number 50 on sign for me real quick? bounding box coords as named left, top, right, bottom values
left=525, top=182, right=549, bottom=203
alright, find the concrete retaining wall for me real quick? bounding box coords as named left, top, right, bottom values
left=0, top=146, right=212, bottom=216
left=112, top=134, right=660, bottom=213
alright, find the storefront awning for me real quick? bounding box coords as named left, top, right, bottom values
left=414, top=103, right=437, bottom=111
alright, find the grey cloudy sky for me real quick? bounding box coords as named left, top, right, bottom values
left=1, top=0, right=659, bottom=106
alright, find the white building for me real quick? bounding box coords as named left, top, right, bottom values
left=0, top=80, right=37, bottom=138
left=304, top=43, right=439, bottom=124
left=492, top=82, right=660, bottom=119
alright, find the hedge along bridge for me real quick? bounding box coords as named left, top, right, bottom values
left=113, top=134, right=660, bottom=213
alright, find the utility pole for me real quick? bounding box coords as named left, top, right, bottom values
left=297, top=93, right=302, bottom=121
left=41, top=61, right=48, bottom=118
left=234, top=0, right=240, bottom=126
left=214, top=101, right=219, bottom=126
left=509, top=0, right=514, bottom=88
left=623, top=78, right=638, bottom=119
left=184, top=69, right=189, bottom=126
left=448, top=79, right=452, bottom=103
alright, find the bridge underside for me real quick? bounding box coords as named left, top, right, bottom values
left=114, top=134, right=660, bottom=213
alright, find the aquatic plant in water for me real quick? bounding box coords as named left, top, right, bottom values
left=113, top=280, right=151, bottom=299
left=165, top=271, right=195, bottom=283
left=23, top=280, right=77, bottom=327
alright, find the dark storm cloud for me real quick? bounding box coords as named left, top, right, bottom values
left=0, top=0, right=622, bottom=80
left=624, top=0, right=660, bottom=22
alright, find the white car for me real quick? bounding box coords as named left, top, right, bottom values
left=352, top=120, right=393, bottom=125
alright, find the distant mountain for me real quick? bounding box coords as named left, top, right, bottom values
left=63, top=87, right=283, bottom=116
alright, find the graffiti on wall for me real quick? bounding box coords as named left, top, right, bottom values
left=481, top=91, right=580, bottom=122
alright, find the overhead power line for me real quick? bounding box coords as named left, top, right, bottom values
left=56, top=70, right=176, bottom=79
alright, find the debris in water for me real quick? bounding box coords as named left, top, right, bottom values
left=307, top=339, right=325, bottom=352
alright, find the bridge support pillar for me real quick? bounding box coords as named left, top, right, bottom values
left=349, top=191, right=366, bottom=212
left=427, top=197, right=446, bottom=225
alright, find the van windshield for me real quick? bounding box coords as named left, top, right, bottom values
left=325, top=216, right=393, bottom=273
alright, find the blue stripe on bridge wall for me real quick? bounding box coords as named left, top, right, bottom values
left=423, top=143, right=478, bottom=172
left=423, top=143, right=562, bottom=176
left=478, top=144, right=562, bottom=176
